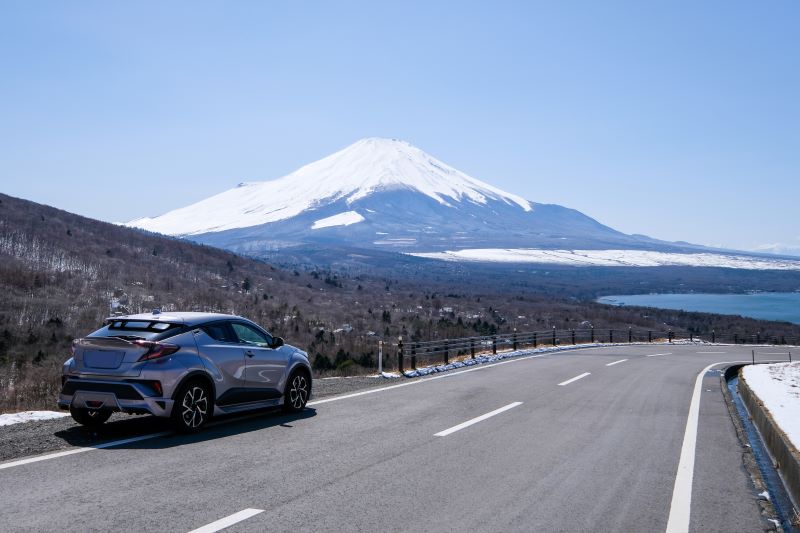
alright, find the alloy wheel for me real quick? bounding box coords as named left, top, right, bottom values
left=181, top=385, right=208, bottom=429
left=288, top=374, right=309, bottom=410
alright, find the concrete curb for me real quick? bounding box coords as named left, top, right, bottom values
left=739, top=367, right=800, bottom=513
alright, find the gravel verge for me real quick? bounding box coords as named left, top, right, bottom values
left=0, top=374, right=397, bottom=464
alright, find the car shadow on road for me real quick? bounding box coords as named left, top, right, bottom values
left=53, top=407, right=317, bottom=450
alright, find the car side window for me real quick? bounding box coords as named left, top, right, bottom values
left=202, top=322, right=237, bottom=343
left=231, top=323, right=272, bottom=347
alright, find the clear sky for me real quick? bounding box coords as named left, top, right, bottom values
left=1, top=1, right=798, bottom=254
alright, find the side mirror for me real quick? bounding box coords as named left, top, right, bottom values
left=271, top=337, right=284, bottom=349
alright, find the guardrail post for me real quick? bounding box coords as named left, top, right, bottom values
left=492, top=336, right=497, bottom=354
left=752, top=349, right=755, bottom=365
left=756, top=332, right=761, bottom=345
left=712, top=330, right=715, bottom=343
left=590, top=326, right=594, bottom=343
left=628, top=327, right=632, bottom=343
left=397, top=338, right=404, bottom=374
left=411, top=342, right=417, bottom=370
left=668, top=331, right=674, bottom=343
left=443, top=341, right=449, bottom=365
left=648, top=330, right=652, bottom=343
left=533, top=332, right=537, bottom=348
left=571, top=329, right=575, bottom=345
left=552, top=327, right=557, bottom=346
left=609, top=329, right=613, bottom=343
left=734, top=333, right=738, bottom=344
left=690, top=332, right=693, bottom=342
left=470, top=339, right=475, bottom=358
left=513, top=330, right=517, bottom=351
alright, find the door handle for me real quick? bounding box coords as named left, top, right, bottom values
left=245, top=350, right=255, bottom=357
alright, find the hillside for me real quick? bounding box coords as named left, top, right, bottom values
left=2, top=192, right=800, bottom=411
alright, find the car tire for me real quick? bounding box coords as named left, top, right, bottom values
left=69, top=406, right=112, bottom=427
left=283, top=369, right=311, bottom=413
left=172, top=379, right=212, bottom=433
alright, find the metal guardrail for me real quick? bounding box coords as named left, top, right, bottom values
left=393, top=328, right=800, bottom=373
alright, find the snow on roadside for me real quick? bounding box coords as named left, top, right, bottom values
left=0, top=411, right=70, bottom=427
left=742, top=362, right=800, bottom=450
left=403, top=343, right=604, bottom=378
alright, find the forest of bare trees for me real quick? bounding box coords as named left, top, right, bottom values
left=2, top=192, right=799, bottom=411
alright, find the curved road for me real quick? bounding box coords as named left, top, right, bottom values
left=0, top=345, right=782, bottom=532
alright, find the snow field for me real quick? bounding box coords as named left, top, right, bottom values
left=410, top=248, right=800, bottom=271
left=742, top=362, right=800, bottom=451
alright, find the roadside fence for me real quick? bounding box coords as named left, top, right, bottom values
left=391, top=327, right=800, bottom=374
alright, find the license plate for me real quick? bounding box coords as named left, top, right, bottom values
left=83, top=350, right=125, bottom=369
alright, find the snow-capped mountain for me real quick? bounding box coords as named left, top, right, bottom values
left=129, top=138, right=531, bottom=236
left=127, top=137, right=680, bottom=258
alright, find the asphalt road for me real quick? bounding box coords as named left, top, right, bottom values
left=0, top=344, right=783, bottom=532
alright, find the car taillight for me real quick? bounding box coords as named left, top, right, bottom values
left=134, top=340, right=180, bottom=362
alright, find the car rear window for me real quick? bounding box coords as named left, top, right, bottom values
left=89, top=320, right=185, bottom=341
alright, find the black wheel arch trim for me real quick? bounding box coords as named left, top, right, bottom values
left=171, top=370, right=217, bottom=402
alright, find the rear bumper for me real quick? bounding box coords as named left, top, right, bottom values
left=59, top=379, right=174, bottom=417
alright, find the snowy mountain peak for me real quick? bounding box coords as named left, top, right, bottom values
left=126, top=138, right=532, bottom=236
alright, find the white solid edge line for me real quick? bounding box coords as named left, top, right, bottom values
left=0, top=431, right=171, bottom=471
left=646, top=352, right=672, bottom=357
left=557, top=372, right=591, bottom=386
left=606, top=359, right=628, bottom=366
left=665, top=360, right=746, bottom=533
left=696, top=352, right=727, bottom=354
left=434, top=402, right=523, bottom=437
left=187, top=508, right=264, bottom=533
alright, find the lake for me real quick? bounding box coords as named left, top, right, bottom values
left=597, top=292, right=800, bottom=325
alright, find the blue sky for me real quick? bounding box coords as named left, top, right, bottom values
left=1, top=1, right=798, bottom=254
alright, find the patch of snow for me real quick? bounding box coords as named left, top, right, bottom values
left=742, top=362, right=800, bottom=450
left=757, top=490, right=770, bottom=500
left=380, top=372, right=401, bottom=378
left=0, top=411, right=70, bottom=426
left=409, top=248, right=800, bottom=271
left=311, top=211, right=365, bottom=230
left=125, top=137, right=531, bottom=236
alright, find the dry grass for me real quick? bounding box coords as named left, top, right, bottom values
left=0, top=359, right=62, bottom=413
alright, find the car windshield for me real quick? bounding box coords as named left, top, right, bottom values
left=88, top=320, right=185, bottom=342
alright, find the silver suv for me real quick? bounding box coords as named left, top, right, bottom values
left=58, top=311, right=312, bottom=432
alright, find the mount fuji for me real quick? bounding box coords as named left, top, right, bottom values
left=125, top=138, right=800, bottom=270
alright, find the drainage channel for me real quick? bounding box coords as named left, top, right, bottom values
left=727, top=373, right=799, bottom=532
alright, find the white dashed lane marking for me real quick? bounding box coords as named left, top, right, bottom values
left=434, top=402, right=523, bottom=437
left=558, top=372, right=591, bottom=386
